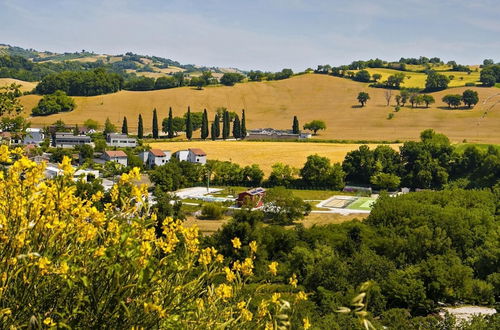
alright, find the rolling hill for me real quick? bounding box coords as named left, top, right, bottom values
left=15, top=74, right=500, bottom=143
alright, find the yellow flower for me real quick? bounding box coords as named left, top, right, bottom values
left=94, top=246, right=106, bottom=257
left=59, top=156, right=74, bottom=175
left=198, top=247, right=213, bottom=265
left=237, top=301, right=246, bottom=310
left=0, top=145, right=11, bottom=163
left=264, top=322, right=273, bottom=330
left=231, top=237, right=242, bottom=249
left=258, top=300, right=269, bottom=318
left=296, top=291, right=308, bottom=302
left=215, top=283, right=233, bottom=301
left=37, top=257, right=51, bottom=273
left=241, top=308, right=253, bottom=321
left=224, top=266, right=236, bottom=282
left=268, top=261, right=278, bottom=276
left=289, top=273, right=298, bottom=288
left=249, top=240, right=258, bottom=253
left=241, top=257, right=254, bottom=276
left=271, top=292, right=281, bottom=304
left=303, top=317, right=311, bottom=329
left=43, top=317, right=56, bottom=327
left=58, top=261, right=69, bottom=275
left=216, top=254, right=224, bottom=263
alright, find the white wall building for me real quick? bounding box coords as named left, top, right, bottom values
left=147, top=149, right=171, bottom=167
left=23, top=128, right=45, bottom=145
left=53, top=132, right=93, bottom=148
left=174, top=150, right=189, bottom=162
left=106, top=133, right=137, bottom=148
left=187, top=148, right=207, bottom=164
left=103, top=150, right=128, bottom=167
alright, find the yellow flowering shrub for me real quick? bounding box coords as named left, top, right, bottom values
left=0, top=153, right=299, bottom=328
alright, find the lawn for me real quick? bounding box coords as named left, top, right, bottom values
left=346, top=197, right=377, bottom=211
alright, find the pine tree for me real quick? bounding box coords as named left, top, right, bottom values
left=73, top=124, right=79, bottom=136
left=167, top=107, right=174, bottom=139
left=152, top=108, right=159, bottom=139
left=201, top=109, right=209, bottom=139
left=241, top=109, right=247, bottom=139
left=232, top=114, right=241, bottom=139
left=292, top=116, right=300, bottom=134
left=214, top=114, right=220, bottom=138
left=222, top=111, right=230, bottom=139
left=186, top=106, right=193, bottom=140
left=210, top=122, right=216, bottom=140
left=138, top=114, right=143, bottom=139
left=122, top=116, right=128, bottom=134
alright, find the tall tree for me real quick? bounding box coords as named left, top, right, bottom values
left=241, top=109, right=247, bottom=139
left=210, top=122, right=216, bottom=141
left=104, top=118, right=116, bottom=135
left=222, top=110, right=230, bottom=139
left=167, top=107, right=174, bottom=138
left=357, top=92, right=370, bottom=107
left=201, top=109, right=209, bottom=139
left=232, top=114, right=241, bottom=139
left=214, top=113, right=220, bottom=138
left=152, top=108, right=159, bottom=139
left=186, top=106, right=193, bottom=140
left=292, top=116, right=300, bottom=134
left=122, top=116, right=128, bottom=134
left=138, top=114, right=143, bottom=139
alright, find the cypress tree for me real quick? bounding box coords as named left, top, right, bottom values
left=232, top=114, right=241, bottom=139
left=210, top=122, right=216, bottom=140
left=241, top=109, right=247, bottom=139
left=137, top=114, right=143, bottom=139
left=292, top=116, right=300, bottom=134
left=73, top=124, right=79, bottom=136
left=186, top=106, right=193, bottom=140
left=214, top=114, right=220, bottom=138
left=222, top=111, right=230, bottom=140
left=122, top=116, right=128, bottom=134
left=201, top=109, right=209, bottom=139
left=152, top=108, right=159, bottom=139
left=167, top=107, right=174, bottom=138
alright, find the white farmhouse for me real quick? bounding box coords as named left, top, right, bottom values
left=187, top=148, right=207, bottom=164
left=147, top=149, right=171, bottom=167
left=174, top=150, right=189, bottom=162
left=103, top=150, right=128, bottom=167
left=106, top=133, right=137, bottom=148
left=23, top=128, right=45, bottom=145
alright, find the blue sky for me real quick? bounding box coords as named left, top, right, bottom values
left=0, top=0, right=498, bottom=71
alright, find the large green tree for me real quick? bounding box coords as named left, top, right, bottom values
left=462, top=89, right=479, bottom=108
left=425, top=72, right=450, bottom=91
left=185, top=107, right=193, bottom=140
left=222, top=111, right=230, bottom=139
left=303, top=120, right=326, bottom=135
left=104, top=118, right=116, bottom=135
left=32, top=91, right=75, bottom=116
left=292, top=116, right=300, bottom=134
left=201, top=109, right=209, bottom=139
left=121, top=116, right=128, bottom=134
left=166, top=107, right=174, bottom=138
left=137, top=114, right=144, bottom=139
left=232, top=114, right=241, bottom=139
left=241, top=109, right=247, bottom=139
left=0, top=83, right=23, bottom=116
left=152, top=108, right=159, bottom=139
left=214, top=113, right=221, bottom=138
left=357, top=92, right=370, bottom=107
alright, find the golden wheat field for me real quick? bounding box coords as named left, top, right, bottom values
left=16, top=74, right=500, bottom=143
left=0, top=78, right=37, bottom=92
left=149, top=140, right=400, bottom=174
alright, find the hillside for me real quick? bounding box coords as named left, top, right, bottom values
left=19, top=74, right=500, bottom=143
left=0, top=78, right=37, bottom=92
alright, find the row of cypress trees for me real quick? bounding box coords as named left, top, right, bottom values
left=121, top=108, right=247, bottom=140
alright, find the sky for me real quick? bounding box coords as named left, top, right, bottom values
left=0, top=0, right=499, bottom=71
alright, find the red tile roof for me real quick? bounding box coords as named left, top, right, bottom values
left=105, top=150, right=127, bottom=158
left=189, top=148, right=206, bottom=156
left=150, top=149, right=166, bottom=157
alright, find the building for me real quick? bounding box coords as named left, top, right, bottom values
left=246, top=128, right=310, bottom=140
left=106, top=133, right=137, bottom=148
left=0, top=132, right=12, bottom=145
left=174, top=150, right=189, bottom=162
left=236, top=187, right=266, bottom=208
left=102, top=150, right=128, bottom=167
left=53, top=132, right=92, bottom=148
left=23, top=128, right=44, bottom=145
left=140, top=149, right=171, bottom=167
left=187, top=148, right=207, bottom=164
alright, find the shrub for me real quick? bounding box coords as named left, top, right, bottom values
left=0, top=149, right=298, bottom=328
left=394, top=106, right=401, bottom=112
left=31, top=90, right=75, bottom=116
left=201, top=203, right=224, bottom=220
left=387, top=113, right=394, bottom=120
left=465, top=82, right=475, bottom=87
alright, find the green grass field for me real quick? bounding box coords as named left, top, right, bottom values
left=346, top=197, right=377, bottom=211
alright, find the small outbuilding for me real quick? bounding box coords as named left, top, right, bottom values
left=103, top=150, right=128, bottom=167
left=237, top=187, right=266, bottom=208
left=188, top=148, right=207, bottom=164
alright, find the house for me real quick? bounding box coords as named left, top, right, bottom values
left=53, top=132, right=92, bottom=148
left=102, top=150, right=128, bottom=167
left=187, top=148, right=207, bottom=164
left=174, top=150, right=189, bottom=162
left=140, top=149, right=171, bottom=167
left=246, top=128, right=311, bottom=140
left=106, top=133, right=137, bottom=148
left=23, top=128, right=44, bottom=145
left=74, top=169, right=100, bottom=182
left=237, top=187, right=266, bottom=208
left=0, top=132, right=12, bottom=145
